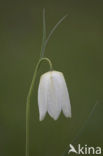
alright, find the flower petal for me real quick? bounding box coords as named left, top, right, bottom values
left=46, top=71, right=62, bottom=120
left=60, top=73, right=71, bottom=118
left=38, top=74, right=49, bottom=121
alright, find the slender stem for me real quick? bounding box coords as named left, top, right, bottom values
left=40, top=8, right=46, bottom=58
left=26, top=57, right=53, bottom=156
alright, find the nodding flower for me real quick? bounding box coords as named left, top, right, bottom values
left=38, top=71, right=71, bottom=121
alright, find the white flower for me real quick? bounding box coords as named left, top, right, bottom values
left=38, top=71, right=71, bottom=121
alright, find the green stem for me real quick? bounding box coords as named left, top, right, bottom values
left=26, top=57, right=53, bottom=156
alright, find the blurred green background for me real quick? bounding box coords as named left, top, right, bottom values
left=0, top=0, right=103, bottom=156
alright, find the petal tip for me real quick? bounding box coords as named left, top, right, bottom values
left=52, top=115, right=60, bottom=120
left=39, top=117, right=44, bottom=122
left=39, top=113, right=47, bottom=121
left=48, top=110, right=61, bottom=121
left=63, top=110, right=72, bottom=118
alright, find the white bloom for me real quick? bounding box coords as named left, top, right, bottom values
left=38, top=71, right=71, bottom=121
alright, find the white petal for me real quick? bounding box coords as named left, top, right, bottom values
left=38, top=74, right=49, bottom=121
left=60, top=73, right=71, bottom=118
left=47, top=71, right=62, bottom=120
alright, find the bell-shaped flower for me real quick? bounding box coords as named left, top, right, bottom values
left=38, top=71, right=71, bottom=121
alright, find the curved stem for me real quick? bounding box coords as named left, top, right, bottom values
left=26, top=57, right=53, bottom=156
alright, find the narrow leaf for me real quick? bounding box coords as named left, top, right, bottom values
left=45, top=14, right=68, bottom=47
